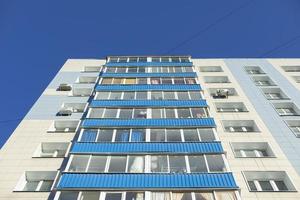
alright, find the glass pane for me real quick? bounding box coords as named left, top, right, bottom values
left=152, top=192, right=171, bottom=200
left=259, top=181, right=274, bottom=191
left=150, top=129, right=165, bottom=142
left=244, top=150, right=256, bottom=157
left=127, top=156, right=144, bottom=173
left=106, top=67, right=115, bottom=72
left=81, top=192, right=100, bottom=200
left=164, top=92, right=176, bottom=100
left=39, top=180, right=53, bottom=191
left=165, top=109, right=176, bottom=118
left=81, top=129, right=98, bottom=142
left=136, top=91, right=148, bottom=100
left=116, top=68, right=126, bottom=73
left=173, top=78, right=185, bottom=84
left=128, top=67, right=138, bottom=72
left=152, top=109, right=163, bottom=118
left=162, top=67, right=168, bottom=73
left=198, top=129, right=215, bottom=141
left=152, top=57, right=160, bottom=62
left=125, top=78, right=136, bottom=84
left=169, top=156, right=186, bottom=173
left=189, top=91, right=202, bottom=100
left=183, top=129, right=199, bottom=141
left=215, top=191, right=237, bottom=200
left=189, top=155, right=207, bottom=172
left=151, top=78, right=161, bottom=84
left=89, top=108, right=104, bottom=118
left=113, top=78, right=123, bottom=84
left=185, top=67, right=193, bottom=72
left=131, top=129, right=146, bottom=142
left=138, top=67, right=146, bottom=73
left=174, top=67, right=182, bottom=73
left=248, top=181, right=257, bottom=191
left=151, top=91, right=163, bottom=100
left=194, top=192, right=214, bottom=200
left=151, top=155, right=168, bottom=172
left=126, top=192, right=145, bottom=200
left=101, top=78, right=113, bottom=84
left=115, top=129, right=130, bottom=142
left=161, top=78, right=172, bottom=84
left=172, top=193, right=192, bottom=200
left=166, top=129, right=182, bottom=141
left=206, top=154, right=225, bottom=172
left=177, top=108, right=191, bottom=118
left=97, top=92, right=110, bottom=99
left=87, top=156, right=107, bottom=172
left=177, top=92, right=190, bottom=100
left=134, top=109, right=147, bottom=118
left=123, top=92, right=135, bottom=100
left=275, top=181, right=288, bottom=191
left=59, top=191, right=79, bottom=200
left=103, top=109, right=118, bottom=118
left=119, top=109, right=133, bottom=119
left=97, top=129, right=114, bottom=142
left=23, top=181, right=39, bottom=191
left=108, top=156, right=127, bottom=172
left=68, top=155, right=89, bottom=172
left=185, top=78, right=196, bottom=84
left=110, top=92, right=122, bottom=100
left=191, top=108, right=207, bottom=118
left=105, top=193, right=122, bottom=200
left=137, top=78, right=147, bottom=84
left=129, top=57, right=138, bottom=62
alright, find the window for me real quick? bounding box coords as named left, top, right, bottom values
left=244, top=171, right=296, bottom=192
left=136, top=91, right=147, bottom=100
left=151, top=91, right=163, bottom=100
left=128, top=67, right=138, bottom=72
left=191, top=108, right=207, bottom=118
left=96, top=92, right=110, bottom=99
left=97, top=129, right=114, bottom=142
left=123, top=92, right=135, bottom=100
left=189, top=91, right=202, bottom=100
left=161, top=57, right=170, bottom=62
left=245, top=66, right=265, bottom=74
left=174, top=78, right=185, bottom=84
left=189, top=155, right=207, bottom=172
left=48, top=120, right=79, bottom=133
left=87, top=156, right=107, bottom=172
left=151, top=78, right=161, bottom=84
left=127, top=156, right=144, bottom=173
left=101, top=78, right=113, bottom=84
left=68, top=155, right=89, bottom=172
left=252, top=76, right=276, bottom=86
left=150, top=129, right=166, bottom=142
left=103, top=108, right=118, bottom=118
left=15, top=171, right=56, bottom=192
left=210, top=88, right=237, bottom=99
left=162, top=78, right=173, bottom=84
left=198, top=128, right=216, bottom=141
left=164, top=92, right=176, bottom=100
left=183, top=129, right=200, bottom=141
left=199, top=66, right=223, bottom=72
left=177, top=92, right=190, bottom=100
left=115, top=129, right=130, bottom=142
left=108, top=156, right=127, bottom=172
left=166, top=129, right=182, bottom=141
left=285, top=120, right=300, bottom=137
left=273, top=102, right=300, bottom=116
left=169, top=156, right=187, bottom=173
left=185, top=78, right=196, bottom=84
left=110, top=92, right=122, bottom=99
left=261, top=88, right=289, bottom=100
left=215, top=102, right=248, bottom=112
left=177, top=108, right=191, bottom=118
left=116, top=68, right=126, bottom=73
left=113, top=78, right=123, bottom=84
left=281, top=66, right=300, bottom=72
left=232, top=142, right=275, bottom=158
left=119, top=109, right=133, bottom=119
left=206, top=155, right=225, bottom=172
left=133, top=109, right=147, bottom=118
left=137, top=78, right=147, bottom=84
left=57, top=83, right=72, bottom=91
left=33, top=142, right=68, bottom=158
left=204, top=76, right=230, bottom=83
left=151, top=155, right=169, bottom=172
left=223, top=120, right=259, bottom=132
left=152, top=109, right=163, bottom=118
left=77, top=76, right=97, bottom=84
left=152, top=57, right=160, bottom=62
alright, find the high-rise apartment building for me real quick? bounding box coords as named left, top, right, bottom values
left=1, top=56, right=300, bottom=200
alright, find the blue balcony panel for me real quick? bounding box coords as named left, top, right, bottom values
left=90, top=100, right=207, bottom=108
left=101, top=72, right=196, bottom=78
left=82, top=118, right=216, bottom=128
left=96, top=84, right=201, bottom=91
left=71, top=142, right=223, bottom=154
left=57, top=173, right=238, bottom=190
left=105, top=62, right=193, bottom=67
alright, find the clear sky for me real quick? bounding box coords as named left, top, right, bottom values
left=0, top=0, right=300, bottom=147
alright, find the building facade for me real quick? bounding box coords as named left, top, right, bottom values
left=0, top=57, right=300, bottom=200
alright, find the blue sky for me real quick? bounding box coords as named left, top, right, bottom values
left=0, top=0, right=300, bottom=147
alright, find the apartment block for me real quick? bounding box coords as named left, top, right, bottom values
left=1, top=57, right=300, bottom=200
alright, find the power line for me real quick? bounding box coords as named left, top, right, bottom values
left=258, top=34, right=300, bottom=57
left=164, top=0, right=254, bottom=54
